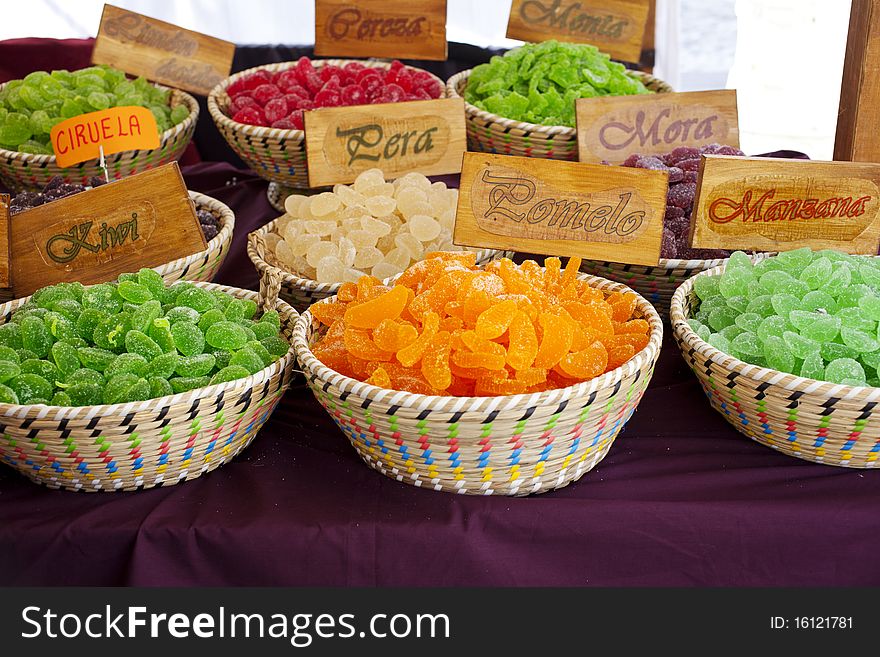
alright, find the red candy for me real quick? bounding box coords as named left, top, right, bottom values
left=225, top=56, right=442, bottom=129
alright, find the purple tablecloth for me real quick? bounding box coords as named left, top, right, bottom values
left=0, top=162, right=878, bottom=587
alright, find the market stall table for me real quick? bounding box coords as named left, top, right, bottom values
left=0, top=163, right=878, bottom=587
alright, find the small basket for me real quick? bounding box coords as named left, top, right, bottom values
left=0, top=276, right=299, bottom=491
left=0, top=86, right=199, bottom=193
left=247, top=216, right=509, bottom=312
left=671, top=264, right=880, bottom=468
left=446, top=68, right=673, bottom=161
left=292, top=271, right=663, bottom=495
left=580, top=253, right=773, bottom=317
left=208, top=60, right=448, bottom=191
left=155, top=191, right=236, bottom=285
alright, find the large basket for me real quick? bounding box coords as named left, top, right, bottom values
left=0, top=278, right=298, bottom=491
left=671, top=264, right=880, bottom=468
left=0, top=86, right=199, bottom=193
left=208, top=60, right=448, bottom=190
left=293, top=271, right=664, bottom=495
left=446, top=68, right=672, bottom=161
left=581, top=253, right=773, bottom=317
left=247, top=217, right=509, bottom=312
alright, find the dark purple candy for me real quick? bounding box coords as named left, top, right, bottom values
left=667, top=166, right=684, bottom=183
left=634, top=155, right=668, bottom=171
left=200, top=224, right=219, bottom=241
left=622, top=153, right=641, bottom=167
left=667, top=182, right=696, bottom=209
left=197, top=210, right=219, bottom=227
left=44, top=175, right=64, bottom=191
left=667, top=146, right=700, bottom=164
left=682, top=170, right=698, bottom=183
left=676, top=157, right=702, bottom=172
left=665, top=206, right=686, bottom=220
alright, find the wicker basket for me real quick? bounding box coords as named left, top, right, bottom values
left=446, top=69, right=672, bottom=161
left=0, top=277, right=298, bottom=491
left=293, top=271, right=664, bottom=495
left=208, top=60, right=448, bottom=191
left=0, top=86, right=199, bottom=193
left=671, top=264, right=880, bottom=468
left=580, top=253, right=773, bottom=317
left=247, top=217, right=508, bottom=312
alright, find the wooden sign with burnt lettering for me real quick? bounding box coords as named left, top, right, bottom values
left=303, top=98, right=466, bottom=187
left=10, top=163, right=207, bottom=297
left=0, top=195, right=9, bottom=289
left=314, top=0, right=448, bottom=61
left=506, top=0, right=650, bottom=63
left=576, top=90, right=739, bottom=164
left=690, top=155, right=880, bottom=254
left=92, top=4, right=235, bottom=96
left=454, top=152, right=668, bottom=265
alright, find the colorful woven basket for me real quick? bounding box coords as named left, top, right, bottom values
left=446, top=69, right=672, bottom=161
left=0, top=86, right=199, bottom=193
left=207, top=60, right=448, bottom=191
left=293, top=271, right=663, bottom=495
left=247, top=217, right=509, bottom=312
left=580, top=253, right=773, bottom=317
left=0, top=277, right=298, bottom=492
left=671, top=264, right=880, bottom=468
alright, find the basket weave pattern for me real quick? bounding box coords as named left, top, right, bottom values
left=293, top=272, right=663, bottom=495
left=0, top=279, right=299, bottom=491
left=580, top=254, right=772, bottom=316
left=0, top=87, right=199, bottom=193
left=671, top=264, right=880, bottom=468
left=446, top=69, right=673, bottom=161
left=247, top=217, right=509, bottom=312
left=208, top=60, right=448, bottom=190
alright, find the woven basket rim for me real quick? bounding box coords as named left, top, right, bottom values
left=152, top=190, right=235, bottom=277
left=0, top=280, right=298, bottom=417
left=247, top=215, right=503, bottom=296
left=670, top=262, right=880, bottom=398
left=293, top=268, right=664, bottom=407
left=446, top=68, right=671, bottom=138
left=0, top=82, right=199, bottom=165
left=585, top=251, right=776, bottom=272
left=207, top=59, right=446, bottom=141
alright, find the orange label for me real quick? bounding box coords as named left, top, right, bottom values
left=50, top=106, right=160, bottom=167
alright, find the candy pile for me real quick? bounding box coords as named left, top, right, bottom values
left=268, top=169, right=461, bottom=283
left=225, top=57, right=443, bottom=129
left=621, top=143, right=744, bottom=259
left=0, top=271, right=289, bottom=406
left=310, top=252, right=650, bottom=396
left=0, top=66, right=189, bottom=154
left=689, top=249, right=880, bottom=387
left=464, top=40, right=650, bottom=127
left=9, top=176, right=223, bottom=242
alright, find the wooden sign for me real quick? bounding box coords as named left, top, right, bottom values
left=303, top=98, right=466, bottom=187
left=314, top=0, right=448, bottom=61
left=10, top=164, right=207, bottom=297
left=453, top=152, right=668, bottom=266
left=50, top=107, right=159, bottom=168
left=575, top=90, right=739, bottom=164
left=506, top=0, right=650, bottom=64
left=690, top=155, right=880, bottom=254
left=0, top=195, right=9, bottom=288
left=92, top=4, right=235, bottom=96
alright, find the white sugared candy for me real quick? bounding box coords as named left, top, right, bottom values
left=269, top=169, right=467, bottom=284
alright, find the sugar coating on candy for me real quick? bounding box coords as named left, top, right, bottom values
left=620, top=143, right=745, bottom=259
left=0, top=271, right=290, bottom=407
left=270, top=170, right=470, bottom=283
left=225, top=57, right=442, bottom=129
left=310, top=254, right=651, bottom=396
left=690, top=249, right=880, bottom=387
left=0, top=65, right=189, bottom=153
left=464, top=40, right=651, bottom=127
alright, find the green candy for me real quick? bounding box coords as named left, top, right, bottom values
left=175, top=353, right=216, bottom=378
left=131, top=300, right=162, bottom=333
left=125, top=330, right=163, bottom=361
left=228, top=348, right=264, bottom=375
left=210, top=365, right=251, bottom=385
left=0, top=346, right=20, bottom=363
left=137, top=268, right=166, bottom=299
left=782, top=331, right=820, bottom=359
left=106, top=353, right=148, bottom=378
left=0, top=323, right=23, bottom=349
left=20, top=315, right=53, bottom=358
left=800, top=352, right=825, bottom=381
left=148, top=377, right=173, bottom=398
left=734, top=312, right=762, bottom=334
left=149, top=317, right=176, bottom=353
left=76, top=308, right=108, bottom=341
left=840, top=327, right=879, bottom=353
left=51, top=341, right=81, bottom=376
left=245, top=340, right=273, bottom=367
left=260, top=335, right=290, bottom=358
left=20, top=358, right=59, bottom=383
left=93, top=313, right=132, bottom=353
left=77, top=346, right=117, bottom=371
left=67, top=382, right=105, bottom=407
left=764, top=336, right=795, bottom=373
left=707, top=307, right=737, bottom=332
left=0, top=383, right=19, bottom=404
left=143, top=352, right=180, bottom=379
left=175, top=287, right=216, bottom=313
left=103, top=373, right=149, bottom=405
left=258, top=309, right=281, bottom=332
left=0, top=360, right=21, bottom=383
left=205, top=321, right=248, bottom=350
left=170, top=376, right=210, bottom=393
left=51, top=391, right=72, bottom=406
left=82, top=283, right=122, bottom=314
left=198, top=309, right=226, bottom=332
left=693, top=275, right=720, bottom=301
left=64, top=368, right=105, bottom=387
left=825, top=358, right=866, bottom=386
left=171, top=321, right=205, bottom=356
left=166, top=306, right=201, bottom=324
left=9, top=373, right=53, bottom=404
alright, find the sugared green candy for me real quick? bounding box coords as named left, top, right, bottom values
left=0, top=270, right=289, bottom=407
left=0, top=65, right=190, bottom=151
left=463, top=40, right=651, bottom=127
left=689, top=249, right=880, bottom=387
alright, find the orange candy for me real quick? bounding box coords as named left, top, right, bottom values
left=309, top=253, right=650, bottom=396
